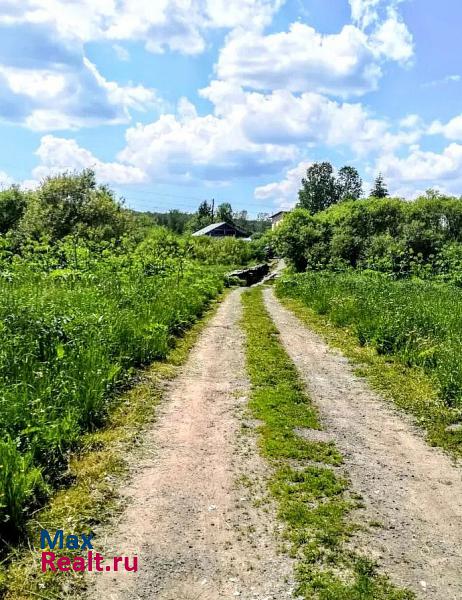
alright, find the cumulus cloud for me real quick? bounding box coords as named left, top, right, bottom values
left=33, top=135, right=147, bottom=184
left=0, top=0, right=285, bottom=131
left=428, top=115, right=462, bottom=141
left=215, top=2, right=413, bottom=99
left=254, top=160, right=311, bottom=208
left=202, top=81, right=421, bottom=155
left=369, top=7, right=413, bottom=63
left=0, top=0, right=284, bottom=55
left=0, top=22, right=159, bottom=130
left=118, top=107, right=296, bottom=183
left=216, top=24, right=382, bottom=97
left=116, top=82, right=422, bottom=185
left=376, top=143, right=462, bottom=196
left=349, top=0, right=382, bottom=28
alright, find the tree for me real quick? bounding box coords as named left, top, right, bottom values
left=186, top=200, right=214, bottom=232
left=197, top=200, right=213, bottom=220
left=233, top=209, right=248, bottom=230
left=370, top=173, right=389, bottom=199
left=17, top=170, right=132, bottom=243
left=298, top=162, right=339, bottom=214
left=166, top=209, right=190, bottom=234
left=216, top=202, right=233, bottom=222
left=272, top=208, right=323, bottom=271
left=0, top=186, right=27, bottom=233
left=338, top=166, right=363, bottom=201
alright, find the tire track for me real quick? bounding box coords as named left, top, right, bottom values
left=264, top=287, right=462, bottom=600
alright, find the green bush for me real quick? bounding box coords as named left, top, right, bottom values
left=0, top=439, right=45, bottom=537
left=188, top=235, right=263, bottom=266
left=273, top=196, right=462, bottom=279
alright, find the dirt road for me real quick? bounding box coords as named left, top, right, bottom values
left=264, top=287, right=462, bottom=600
left=88, top=285, right=462, bottom=600
left=89, top=289, right=294, bottom=600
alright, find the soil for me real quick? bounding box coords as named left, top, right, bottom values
left=264, top=287, right=462, bottom=600
left=88, top=289, right=294, bottom=600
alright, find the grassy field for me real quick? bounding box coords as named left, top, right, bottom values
left=241, top=287, right=413, bottom=600
left=276, top=271, right=462, bottom=455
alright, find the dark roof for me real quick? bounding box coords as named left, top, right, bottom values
left=270, top=210, right=289, bottom=219
left=192, top=221, right=248, bottom=237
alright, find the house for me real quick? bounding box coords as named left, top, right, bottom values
left=270, top=211, right=289, bottom=230
left=192, top=221, right=248, bottom=238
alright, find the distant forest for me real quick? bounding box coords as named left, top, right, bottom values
left=132, top=201, right=272, bottom=237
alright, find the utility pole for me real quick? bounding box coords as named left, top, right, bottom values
left=211, top=198, right=215, bottom=220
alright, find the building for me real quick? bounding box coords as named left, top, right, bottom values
left=270, top=211, right=289, bottom=230
left=192, top=221, right=248, bottom=238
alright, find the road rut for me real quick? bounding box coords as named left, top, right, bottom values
left=264, top=287, right=462, bottom=600
left=88, top=289, right=293, bottom=600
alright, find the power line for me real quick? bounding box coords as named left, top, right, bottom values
left=119, top=190, right=270, bottom=210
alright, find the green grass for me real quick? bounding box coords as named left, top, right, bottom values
left=0, top=259, right=226, bottom=536
left=0, top=291, right=226, bottom=600
left=241, top=287, right=413, bottom=600
left=276, top=272, right=462, bottom=457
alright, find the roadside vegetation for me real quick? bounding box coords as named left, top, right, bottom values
left=1, top=295, right=224, bottom=599
left=273, top=195, right=462, bottom=279
left=241, top=287, right=413, bottom=600
left=0, top=170, right=263, bottom=541
left=273, top=280, right=462, bottom=459
left=270, top=163, right=462, bottom=456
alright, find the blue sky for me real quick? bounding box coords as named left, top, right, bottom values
left=0, top=0, right=461, bottom=215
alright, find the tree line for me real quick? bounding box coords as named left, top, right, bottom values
left=0, top=170, right=272, bottom=253
left=137, top=201, right=271, bottom=236
left=298, top=162, right=388, bottom=214
left=273, top=193, right=462, bottom=284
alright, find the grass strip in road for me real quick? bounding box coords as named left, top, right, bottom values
left=0, top=292, right=227, bottom=600
left=241, top=287, right=413, bottom=600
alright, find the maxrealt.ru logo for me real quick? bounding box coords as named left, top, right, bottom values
left=40, top=530, right=138, bottom=573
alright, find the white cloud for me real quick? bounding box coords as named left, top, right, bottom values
left=370, top=7, right=413, bottom=63
left=202, top=81, right=421, bottom=155
left=428, top=115, right=462, bottom=141
left=215, top=2, right=413, bottom=99
left=84, top=58, right=159, bottom=114
left=423, top=74, right=461, bottom=88
left=349, top=0, right=381, bottom=28
left=216, top=23, right=382, bottom=97
left=0, top=23, right=159, bottom=131
left=0, top=170, right=13, bottom=188
left=399, top=114, right=421, bottom=129
left=33, top=135, right=147, bottom=184
left=118, top=102, right=296, bottom=183
left=377, top=143, right=462, bottom=195
left=254, top=160, right=311, bottom=208
left=117, top=82, right=421, bottom=185
left=0, top=0, right=284, bottom=55
left=0, top=0, right=283, bottom=131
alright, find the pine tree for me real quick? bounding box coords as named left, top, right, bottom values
left=370, top=173, right=389, bottom=198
